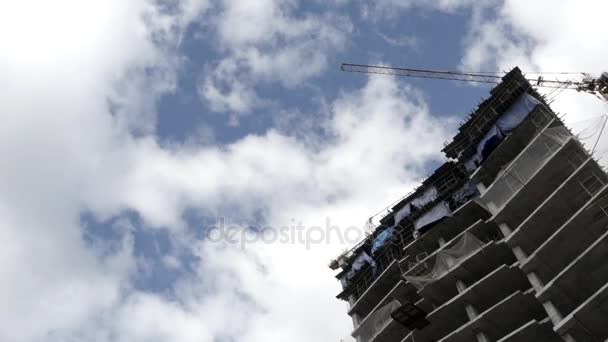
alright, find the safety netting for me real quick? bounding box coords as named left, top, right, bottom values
left=353, top=299, right=401, bottom=342
left=566, top=114, right=608, bottom=170
left=478, top=125, right=572, bottom=212
left=403, top=232, right=484, bottom=290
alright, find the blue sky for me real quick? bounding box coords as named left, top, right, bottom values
left=1, top=1, right=607, bottom=341
left=156, top=5, right=487, bottom=145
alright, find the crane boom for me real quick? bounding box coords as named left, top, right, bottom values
left=341, top=63, right=599, bottom=92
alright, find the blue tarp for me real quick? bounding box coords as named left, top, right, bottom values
left=465, top=93, right=541, bottom=172
left=497, top=94, right=540, bottom=134
left=372, top=226, right=395, bottom=255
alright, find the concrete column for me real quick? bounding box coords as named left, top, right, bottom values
left=476, top=182, right=487, bottom=194
left=348, top=294, right=358, bottom=309
left=456, top=279, right=467, bottom=293
left=543, top=300, right=564, bottom=325
left=512, top=245, right=528, bottom=263
left=499, top=222, right=513, bottom=237
left=526, top=272, right=544, bottom=292
left=351, top=312, right=360, bottom=328
left=465, top=302, right=479, bottom=320
left=486, top=201, right=499, bottom=215
left=476, top=331, right=491, bottom=342
left=438, top=237, right=447, bottom=247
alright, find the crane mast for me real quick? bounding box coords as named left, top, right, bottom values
left=341, top=63, right=608, bottom=102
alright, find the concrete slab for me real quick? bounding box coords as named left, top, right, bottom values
left=496, top=318, right=560, bottom=342
left=555, top=282, right=608, bottom=341
left=348, top=261, right=402, bottom=318
left=421, top=265, right=530, bottom=341
left=403, top=201, right=491, bottom=259
left=351, top=281, right=419, bottom=336
left=506, top=159, right=605, bottom=255
left=520, top=186, right=608, bottom=285
left=488, top=139, right=583, bottom=230
left=419, top=241, right=516, bottom=305
left=471, top=114, right=554, bottom=188
left=438, top=291, right=546, bottom=342
left=367, top=318, right=410, bottom=342
left=537, top=230, right=608, bottom=315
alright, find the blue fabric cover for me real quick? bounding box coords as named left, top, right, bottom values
left=465, top=93, right=540, bottom=172
left=372, top=226, right=395, bottom=255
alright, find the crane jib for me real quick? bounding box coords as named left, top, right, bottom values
left=340, top=63, right=597, bottom=92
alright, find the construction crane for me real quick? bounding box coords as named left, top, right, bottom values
left=341, top=63, right=608, bottom=102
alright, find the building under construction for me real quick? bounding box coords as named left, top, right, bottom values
left=331, top=67, right=608, bottom=342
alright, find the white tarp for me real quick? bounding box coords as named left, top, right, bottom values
left=414, top=201, right=452, bottom=231
left=393, top=186, right=437, bottom=225
left=393, top=203, right=411, bottom=224
left=465, top=93, right=541, bottom=172
left=346, top=251, right=377, bottom=279
left=404, top=232, right=484, bottom=289
left=453, top=181, right=479, bottom=204
left=496, top=93, right=541, bottom=134
left=466, top=125, right=504, bottom=171
left=339, top=274, right=349, bottom=289
left=354, top=299, right=401, bottom=342
left=411, top=186, right=438, bottom=209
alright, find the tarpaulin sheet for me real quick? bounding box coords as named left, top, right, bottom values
left=496, top=93, right=540, bottom=134
left=346, top=251, right=377, bottom=279
left=411, top=186, right=438, bottom=209
left=372, top=226, right=394, bottom=255
left=465, top=93, right=541, bottom=172
left=453, top=181, right=479, bottom=205
left=414, top=201, right=452, bottom=231
left=393, top=204, right=411, bottom=225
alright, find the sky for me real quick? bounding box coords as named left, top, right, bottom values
left=1, top=1, right=608, bottom=341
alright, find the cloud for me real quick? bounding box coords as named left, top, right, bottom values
left=198, top=0, right=352, bottom=115
left=98, top=74, right=454, bottom=342
left=360, top=0, right=481, bottom=21
left=0, top=0, right=209, bottom=341
left=376, top=31, right=420, bottom=50
left=0, top=1, right=452, bottom=341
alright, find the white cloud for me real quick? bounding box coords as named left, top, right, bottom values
left=0, top=2, right=453, bottom=336
left=199, top=0, right=352, bottom=115
left=360, top=0, right=481, bottom=20
left=99, top=75, right=454, bottom=342
left=0, top=1, right=451, bottom=341
left=0, top=0, right=208, bottom=341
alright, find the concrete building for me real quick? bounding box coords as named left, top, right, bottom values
left=330, top=67, right=608, bottom=342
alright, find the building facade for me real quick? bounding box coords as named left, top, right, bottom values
left=331, top=67, right=608, bottom=342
